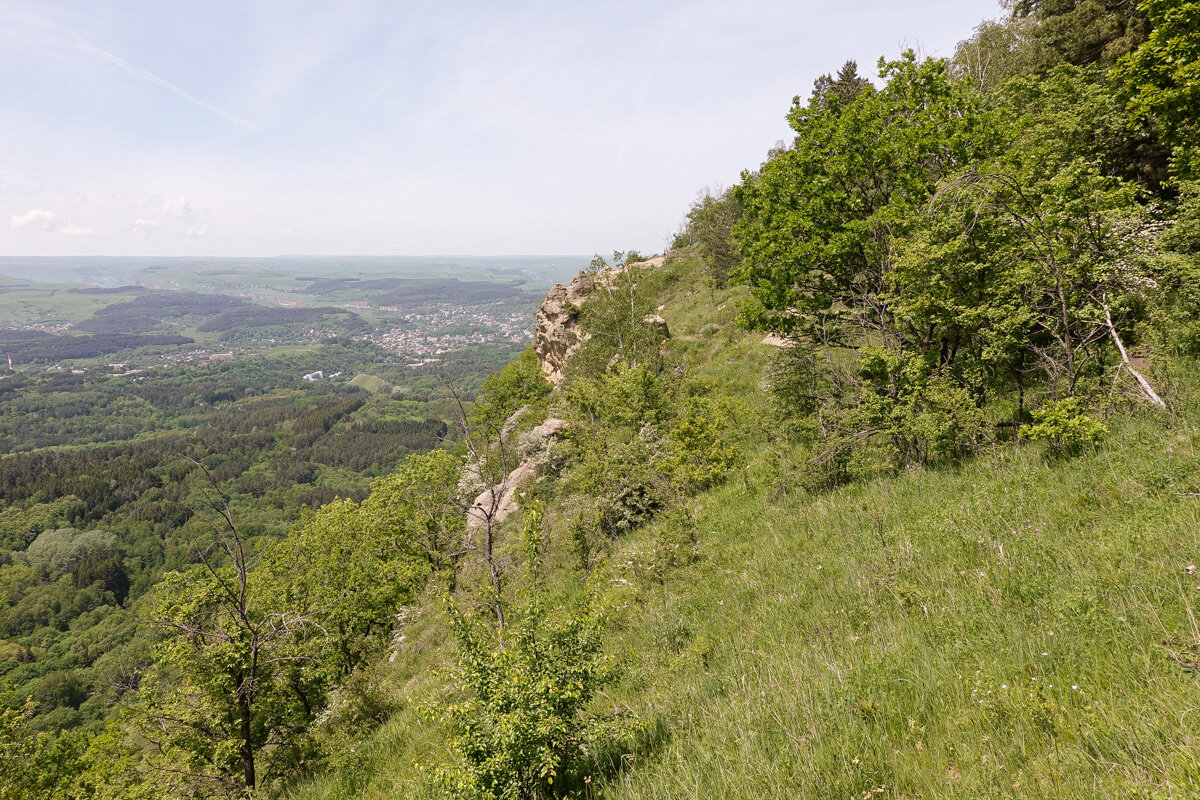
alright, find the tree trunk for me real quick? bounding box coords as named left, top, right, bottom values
left=241, top=699, right=256, bottom=791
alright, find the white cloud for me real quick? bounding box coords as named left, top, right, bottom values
left=9, top=208, right=98, bottom=236
left=163, top=196, right=192, bottom=217
left=185, top=223, right=210, bottom=237
left=132, top=217, right=161, bottom=238
left=11, top=208, right=59, bottom=230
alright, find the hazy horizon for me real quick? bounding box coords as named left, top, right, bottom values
left=0, top=253, right=593, bottom=286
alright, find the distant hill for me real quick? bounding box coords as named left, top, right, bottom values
left=75, top=291, right=247, bottom=333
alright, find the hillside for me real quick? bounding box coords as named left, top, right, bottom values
left=278, top=251, right=1200, bottom=800
left=6, top=3, right=1200, bottom=798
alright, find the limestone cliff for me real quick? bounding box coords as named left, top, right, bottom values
left=533, top=256, right=666, bottom=383
left=533, top=271, right=594, bottom=384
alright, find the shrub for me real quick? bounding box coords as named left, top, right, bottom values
left=1022, top=397, right=1108, bottom=455
left=432, top=507, right=637, bottom=799
left=665, top=397, right=739, bottom=493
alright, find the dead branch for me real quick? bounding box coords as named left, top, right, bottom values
left=1104, top=303, right=1166, bottom=409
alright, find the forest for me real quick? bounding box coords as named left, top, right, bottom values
left=6, top=1, right=1200, bottom=798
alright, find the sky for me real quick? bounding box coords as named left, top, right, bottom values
left=0, top=0, right=1003, bottom=258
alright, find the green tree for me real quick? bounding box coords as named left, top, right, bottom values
left=569, top=266, right=669, bottom=379
left=448, top=348, right=553, bottom=629
left=1116, top=0, right=1200, bottom=151
left=0, top=700, right=88, bottom=799
left=680, top=187, right=743, bottom=289
left=809, top=59, right=872, bottom=110
left=733, top=52, right=994, bottom=343
left=365, top=449, right=468, bottom=587
left=432, top=506, right=632, bottom=799
left=133, top=479, right=323, bottom=797
left=952, top=17, right=1053, bottom=92
left=1009, top=0, right=1150, bottom=66
left=903, top=66, right=1159, bottom=402
left=260, top=494, right=429, bottom=679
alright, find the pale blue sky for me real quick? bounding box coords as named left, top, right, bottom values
left=1, top=0, right=1002, bottom=257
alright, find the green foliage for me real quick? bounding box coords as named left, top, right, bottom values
left=470, top=348, right=552, bottom=432
left=665, top=397, right=740, bottom=493
left=0, top=699, right=91, bottom=800
left=135, top=562, right=316, bottom=795
left=31, top=670, right=87, bottom=712
left=19, top=528, right=117, bottom=574
left=1011, top=0, right=1150, bottom=66
left=1161, top=180, right=1200, bottom=255
left=432, top=507, right=634, bottom=799
left=1115, top=0, right=1200, bottom=150
left=735, top=52, right=999, bottom=342
left=952, top=17, right=1054, bottom=92
left=1022, top=396, right=1109, bottom=454
left=13, top=6, right=1200, bottom=798
left=366, top=448, right=468, bottom=582
left=854, top=352, right=987, bottom=465
left=569, top=269, right=669, bottom=379
left=129, top=448, right=462, bottom=795
left=733, top=53, right=1002, bottom=473
left=678, top=188, right=743, bottom=289
left=564, top=363, right=674, bottom=433
left=261, top=494, right=430, bottom=678
left=0, top=337, right=511, bottom=739
left=738, top=51, right=1167, bottom=478
left=809, top=60, right=872, bottom=111
left=1147, top=251, right=1200, bottom=354
left=561, top=365, right=679, bottom=539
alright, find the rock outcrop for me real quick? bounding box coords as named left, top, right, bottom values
left=533, top=271, right=595, bottom=384
left=466, top=418, right=569, bottom=531
left=533, top=256, right=668, bottom=384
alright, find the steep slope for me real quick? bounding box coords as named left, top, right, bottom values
left=286, top=252, right=1200, bottom=800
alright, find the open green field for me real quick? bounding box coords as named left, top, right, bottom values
left=348, top=373, right=389, bottom=393
left=0, top=282, right=147, bottom=326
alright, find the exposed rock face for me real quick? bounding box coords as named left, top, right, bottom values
left=534, top=271, right=595, bottom=384
left=527, top=417, right=570, bottom=440
left=643, top=313, right=669, bottom=338
left=466, top=418, right=569, bottom=531
left=533, top=256, right=668, bottom=384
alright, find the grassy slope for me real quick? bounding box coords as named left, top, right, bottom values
left=0, top=283, right=147, bottom=327
left=289, top=255, right=1200, bottom=799
left=348, top=374, right=389, bottom=393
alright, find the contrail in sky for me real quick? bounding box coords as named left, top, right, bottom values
left=77, top=39, right=258, bottom=130
left=618, top=30, right=667, bottom=160
left=10, top=10, right=257, bottom=130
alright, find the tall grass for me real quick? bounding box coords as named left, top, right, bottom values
left=599, top=415, right=1200, bottom=798
left=287, top=256, right=1200, bottom=799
